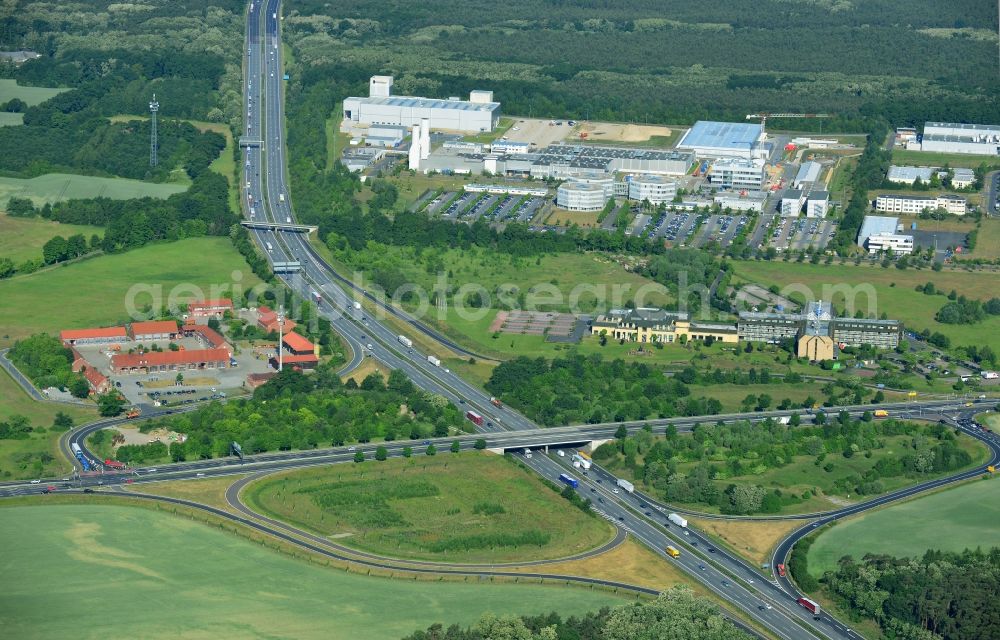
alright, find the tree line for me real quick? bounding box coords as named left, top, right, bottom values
left=823, top=548, right=1000, bottom=640
left=113, top=367, right=467, bottom=463
left=399, top=586, right=752, bottom=640
left=8, top=334, right=90, bottom=399
left=593, top=415, right=973, bottom=515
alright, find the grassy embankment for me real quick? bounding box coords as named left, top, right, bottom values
left=0, top=501, right=626, bottom=640
left=244, top=453, right=616, bottom=564
left=0, top=367, right=97, bottom=480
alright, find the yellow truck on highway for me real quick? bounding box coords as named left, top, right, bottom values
left=873, top=410, right=889, bottom=419
left=665, top=546, right=681, bottom=558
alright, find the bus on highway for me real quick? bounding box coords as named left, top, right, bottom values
left=665, top=546, right=681, bottom=558
left=558, top=473, right=579, bottom=489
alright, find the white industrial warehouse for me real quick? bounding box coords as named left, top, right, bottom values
left=920, top=122, right=1000, bottom=155
left=677, top=121, right=766, bottom=159
left=343, top=75, right=501, bottom=133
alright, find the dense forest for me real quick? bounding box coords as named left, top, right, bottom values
left=401, top=586, right=752, bottom=640
left=594, top=415, right=975, bottom=515
left=824, top=549, right=1000, bottom=640
left=285, top=0, right=999, bottom=131
left=110, top=367, right=467, bottom=463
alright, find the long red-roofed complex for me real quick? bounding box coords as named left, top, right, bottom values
left=188, top=299, right=233, bottom=318
left=269, top=352, right=319, bottom=370
left=130, top=320, right=179, bottom=341
left=60, top=327, right=127, bottom=346
left=111, top=348, right=230, bottom=374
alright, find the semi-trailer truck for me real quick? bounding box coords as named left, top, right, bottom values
left=797, top=597, right=821, bottom=616
left=668, top=513, right=688, bottom=528
left=427, top=355, right=441, bottom=367
left=465, top=410, right=483, bottom=426
left=572, top=453, right=592, bottom=470
left=104, top=459, right=126, bottom=470
left=398, top=335, right=413, bottom=348
left=616, top=478, right=634, bottom=493
left=558, top=473, right=579, bottom=488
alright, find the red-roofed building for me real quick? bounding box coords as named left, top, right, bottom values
left=257, top=306, right=296, bottom=334
left=130, top=320, right=179, bottom=341
left=111, top=348, right=230, bottom=374
left=269, top=352, right=319, bottom=370
left=281, top=331, right=315, bottom=355
left=60, top=326, right=127, bottom=346
left=188, top=299, right=233, bottom=318
left=81, top=366, right=110, bottom=395
left=244, top=372, right=276, bottom=389
left=181, top=324, right=231, bottom=355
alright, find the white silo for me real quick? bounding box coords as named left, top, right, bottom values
left=420, top=118, right=431, bottom=160
left=408, top=124, right=421, bottom=169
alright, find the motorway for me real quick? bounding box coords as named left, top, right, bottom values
left=4, top=3, right=998, bottom=639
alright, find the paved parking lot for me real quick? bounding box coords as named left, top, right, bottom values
left=441, top=192, right=475, bottom=219
left=657, top=212, right=700, bottom=245
left=463, top=194, right=498, bottom=220
left=691, top=214, right=749, bottom=249
left=424, top=191, right=456, bottom=216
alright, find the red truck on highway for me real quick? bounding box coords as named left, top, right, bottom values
left=465, top=410, right=483, bottom=427
left=797, top=597, right=821, bottom=616
left=104, top=459, right=127, bottom=470
left=490, top=397, right=502, bottom=408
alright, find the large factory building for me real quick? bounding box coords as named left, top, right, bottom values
left=920, top=122, right=1000, bottom=155
left=677, top=121, right=766, bottom=159
left=342, top=75, right=500, bottom=133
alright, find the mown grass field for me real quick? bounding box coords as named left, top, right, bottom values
left=0, top=503, right=625, bottom=640
left=807, top=476, right=1000, bottom=576
left=246, top=453, right=615, bottom=563
left=0, top=173, right=186, bottom=208
left=0, top=79, right=68, bottom=106
left=732, top=260, right=1000, bottom=356
left=0, top=237, right=263, bottom=346
left=890, top=148, right=1000, bottom=170
left=0, top=111, right=23, bottom=126
left=0, top=214, right=104, bottom=263
left=967, top=218, right=1000, bottom=261
left=0, top=368, right=97, bottom=480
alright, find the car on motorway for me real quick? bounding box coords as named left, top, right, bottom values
left=196, top=473, right=205, bottom=477
left=83, top=488, right=94, bottom=493
left=30, top=479, right=40, bottom=484
left=708, top=547, right=716, bottom=553
left=348, top=446, right=357, bottom=452
left=698, top=564, right=706, bottom=571
left=776, top=563, right=786, bottom=577
left=617, top=516, right=624, bottom=521
left=721, top=580, right=730, bottom=587
left=557, top=450, right=565, bottom=457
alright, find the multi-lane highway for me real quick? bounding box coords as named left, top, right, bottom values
left=5, top=3, right=997, bottom=639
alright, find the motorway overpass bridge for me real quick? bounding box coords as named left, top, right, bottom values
left=240, top=220, right=317, bottom=233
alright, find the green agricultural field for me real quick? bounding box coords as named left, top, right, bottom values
left=246, top=453, right=615, bottom=563
left=0, top=112, right=23, bottom=126
left=0, top=368, right=97, bottom=480
left=889, top=148, right=1000, bottom=170
left=732, top=260, right=1000, bottom=357
left=0, top=503, right=625, bottom=640
left=0, top=214, right=104, bottom=263
left=0, top=173, right=187, bottom=209
left=0, top=237, right=263, bottom=346
left=0, top=79, right=68, bottom=106
left=807, top=477, right=1000, bottom=576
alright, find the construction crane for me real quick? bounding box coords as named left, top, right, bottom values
left=746, top=112, right=830, bottom=135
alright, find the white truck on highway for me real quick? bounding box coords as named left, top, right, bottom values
left=616, top=478, right=634, bottom=493
left=777, top=416, right=791, bottom=425
left=353, top=301, right=362, bottom=310
left=668, top=513, right=688, bottom=528
left=398, top=335, right=413, bottom=348
left=427, top=355, right=441, bottom=367
left=278, top=193, right=285, bottom=203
